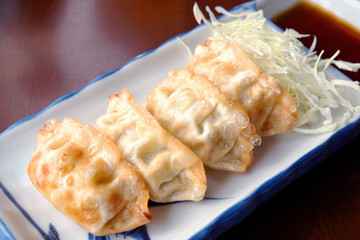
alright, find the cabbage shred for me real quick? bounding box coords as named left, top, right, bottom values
left=193, top=3, right=360, bottom=134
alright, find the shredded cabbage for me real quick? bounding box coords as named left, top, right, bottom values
left=192, top=3, right=360, bottom=134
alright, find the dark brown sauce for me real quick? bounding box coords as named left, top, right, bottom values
left=272, top=1, right=360, bottom=81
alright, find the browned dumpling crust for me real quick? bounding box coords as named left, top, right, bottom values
left=96, top=89, right=207, bottom=202
left=147, top=68, right=261, bottom=172
left=27, top=118, right=151, bottom=236
left=187, top=39, right=298, bottom=136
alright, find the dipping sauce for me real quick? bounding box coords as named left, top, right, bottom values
left=272, top=1, right=360, bottom=81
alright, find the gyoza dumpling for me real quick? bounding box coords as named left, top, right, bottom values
left=27, top=118, right=151, bottom=236
left=187, top=39, right=298, bottom=136
left=96, top=89, right=206, bottom=202
left=146, top=68, right=261, bottom=172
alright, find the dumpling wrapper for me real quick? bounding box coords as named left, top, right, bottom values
left=187, top=39, right=298, bottom=136
left=96, top=89, right=207, bottom=202
left=146, top=68, right=261, bottom=172
left=27, top=118, right=151, bottom=236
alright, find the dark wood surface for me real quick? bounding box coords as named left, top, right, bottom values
left=1, top=0, right=359, bottom=239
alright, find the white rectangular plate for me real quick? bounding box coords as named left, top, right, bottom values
left=1, top=1, right=359, bottom=240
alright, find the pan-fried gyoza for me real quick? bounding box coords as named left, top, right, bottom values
left=96, top=89, right=207, bottom=202
left=147, top=68, right=261, bottom=172
left=27, top=118, right=151, bottom=236
left=187, top=39, right=298, bottom=136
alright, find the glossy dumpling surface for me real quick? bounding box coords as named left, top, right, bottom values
left=27, top=118, right=151, bottom=236
left=187, top=39, right=298, bottom=136
left=96, top=89, right=207, bottom=202
left=147, top=68, right=261, bottom=172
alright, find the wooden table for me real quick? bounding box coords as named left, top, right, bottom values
left=1, top=0, right=359, bottom=239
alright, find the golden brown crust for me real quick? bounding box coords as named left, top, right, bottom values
left=96, top=89, right=207, bottom=202
left=187, top=39, right=298, bottom=136
left=260, top=85, right=299, bottom=136
left=146, top=69, right=261, bottom=172
left=27, top=118, right=151, bottom=236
